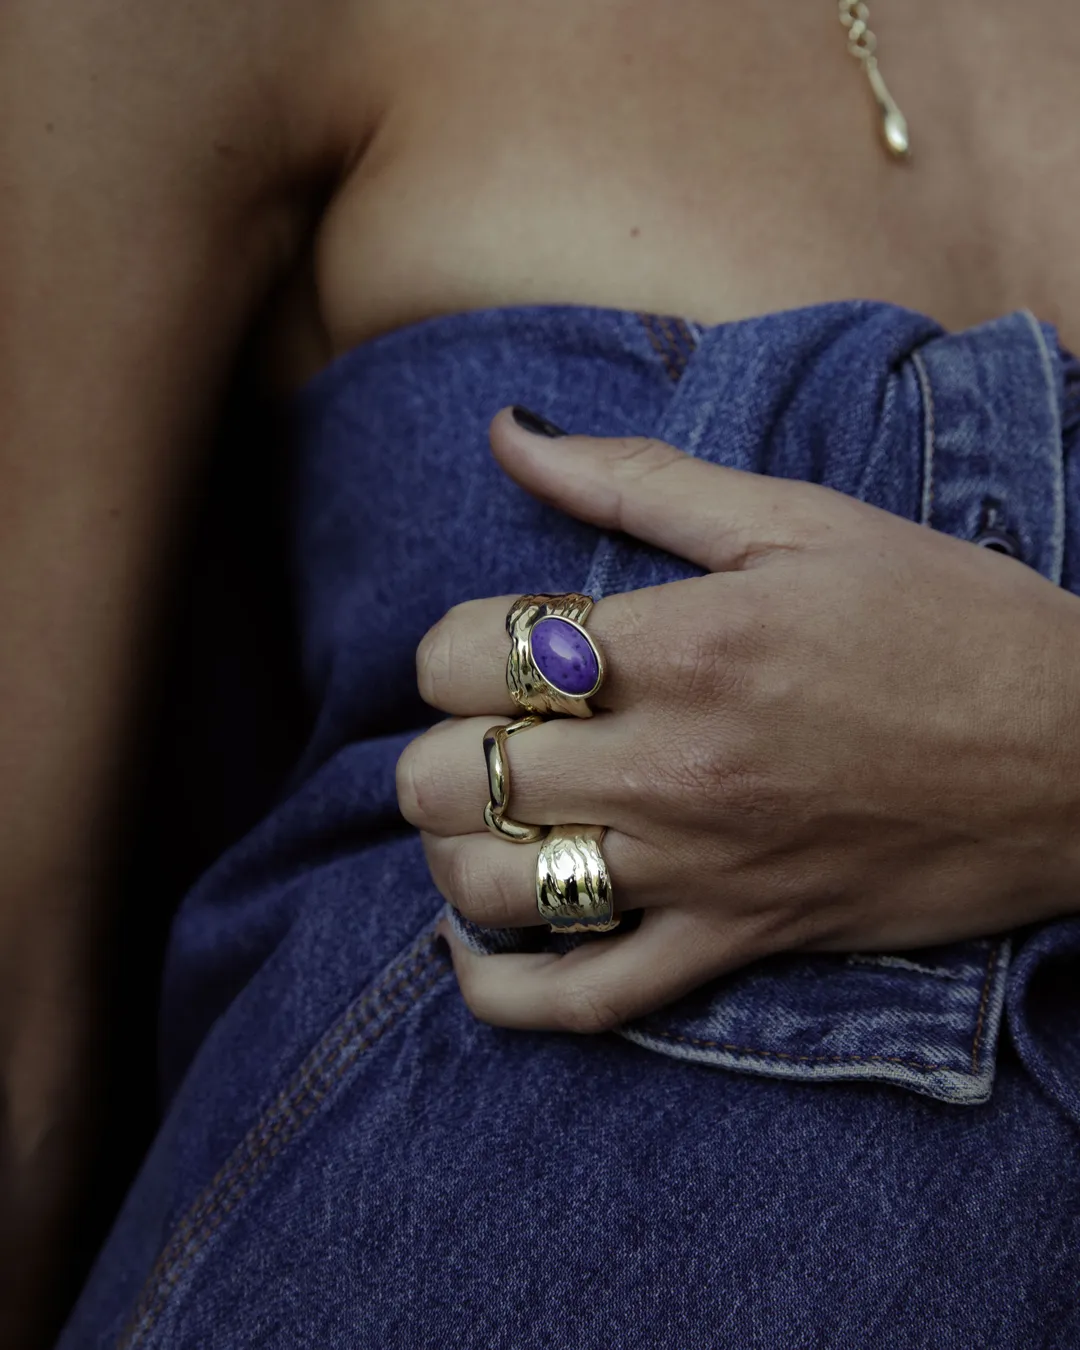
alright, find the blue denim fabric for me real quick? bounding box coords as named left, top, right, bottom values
left=61, top=302, right=1080, bottom=1349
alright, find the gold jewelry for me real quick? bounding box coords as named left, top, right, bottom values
left=482, top=716, right=548, bottom=844
left=536, top=825, right=619, bottom=934
left=505, top=593, right=605, bottom=719
left=838, top=1, right=910, bottom=160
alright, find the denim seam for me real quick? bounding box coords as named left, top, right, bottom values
left=642, top=938, right=1003, bottom=1077
left=657, top=315, right=695, bottom=381
left=636, top=313, right=676, bottom=382
left=653, top=315, right=684, bottom=380
left=636, top=313, right=696, bottom=384
left=641, top=1032, right=947, bottom=1073
left=675, top=317, right=700, bottom=371
left=579, top=314, right=700, bottom=600
left=911, top=348, right=936, bottom=527
left=969, top=937, right=1001, bottom=1075
left=119, top=930, right=451, bottom=1350
left=1020, top=309, right=1066, bottom=584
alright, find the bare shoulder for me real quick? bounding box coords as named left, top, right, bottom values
left=0, top=0, right=372, bottom=254
left=0, top=0, right=381, bottom=915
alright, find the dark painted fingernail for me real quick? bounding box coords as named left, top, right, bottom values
left=512, top=406, right=568, bottom=438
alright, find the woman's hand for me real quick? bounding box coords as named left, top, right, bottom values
left=396, top=407, right=1080, bottom=1033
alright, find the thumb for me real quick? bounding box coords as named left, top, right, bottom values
left=491, top=405, right=810, bottom=572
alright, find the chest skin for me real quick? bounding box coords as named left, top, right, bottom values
left=257, top=0, right=1080, bottom=393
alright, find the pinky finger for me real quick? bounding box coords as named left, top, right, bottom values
left=439, top=909, right=755, bottom=1034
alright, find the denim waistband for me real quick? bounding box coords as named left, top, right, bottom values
left=435, top=304, right=1080, bottom=1110
left=156, top=297, right=1080, bottom=1117
left=914, top=310, right=1066, bottom=580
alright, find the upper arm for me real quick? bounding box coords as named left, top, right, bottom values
left=0, top=0, right=352, bottom=892
left=1, top=0, right=338, bottom=403
left=0, top=11, right=370, bottom=1337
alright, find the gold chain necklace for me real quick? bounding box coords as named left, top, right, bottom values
left=838, top=1, right=911, bottom=159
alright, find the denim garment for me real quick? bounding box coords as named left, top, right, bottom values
left=61, top=302, right=1080, bottom=1349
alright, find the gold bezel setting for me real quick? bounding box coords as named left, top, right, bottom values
left=505, top=593, right=605, bottom=718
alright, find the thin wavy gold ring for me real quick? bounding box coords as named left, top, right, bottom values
left=482, top=716, right=547, bottom=844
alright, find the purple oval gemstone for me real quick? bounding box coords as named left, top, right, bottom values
left=530, top=617, right=600, bottom=697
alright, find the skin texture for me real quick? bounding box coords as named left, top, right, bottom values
left=4, top=0, right=1080, bottom=1340
left=397, top=408, right=1080, bottom=1032
left=268, top=0, right=1080, bottom=384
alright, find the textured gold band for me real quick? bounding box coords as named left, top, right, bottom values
left=535, top=825, right=619, bottom=933
left=505, top=593, right=605, bottom=719
left=482, top=716, right=547, bottom=844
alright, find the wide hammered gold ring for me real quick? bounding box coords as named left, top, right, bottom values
left=482, top=716, right=547, bottom=844
left=536, top=825, right=620, bottom=933
left=505, top=593, right=605, bottom=719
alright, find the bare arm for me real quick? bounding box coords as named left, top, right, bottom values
left=0, top=2, right=351, bottom=1339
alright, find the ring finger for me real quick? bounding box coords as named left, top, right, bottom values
left=398, top=712, right=645, bottom=839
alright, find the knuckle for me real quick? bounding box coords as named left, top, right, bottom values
left=455, top=973, right=502, bottom=1027
left=415, top=619, right=452, bottom=707
left=446, top=950, right=508, bottom=1028
left=716, top=922, right=777, bottom=975
left=449, top=951, right=484, bottom=1015
left=416, top=599, right=491, bottom=707
left=448, top=849, right=518, bottom=928
left=395, top=740, right=435, bottom=828
left=555, top=980, right=625, bottom=1036
left=726, top=766, right=783, bottom=828
left=730, top=489, right=837, bottom=570
left=647, top=721, right=778, bottom=827
left=702, top=750, right=780, bottom=826
left=444, top=843, right=477, bottom=912
left=646, top=741, right=723, bottom=817
left=610, top=437, right=681, bottom=530
left=613, top=435, right=679, bottom=476
left=662, top=598, right=765, bottom=705
left=665, top=624, right=736, bottom=704
left=772, top=482, right=859, bottom=551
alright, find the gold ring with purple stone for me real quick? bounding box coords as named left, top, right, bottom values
left=505, top=593, right=605, bottom=719
left=482, top=716, right=548, bottom=844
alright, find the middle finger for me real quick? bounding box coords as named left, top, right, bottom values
left=398, top=712, right=643, bottom=839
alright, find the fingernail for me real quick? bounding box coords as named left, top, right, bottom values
left=512, top=406, right=568, bottom=438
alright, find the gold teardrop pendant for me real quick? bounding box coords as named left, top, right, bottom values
left=839, top=1, right=911, bottom=162
left=865, top=58, right=910, bottom=158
